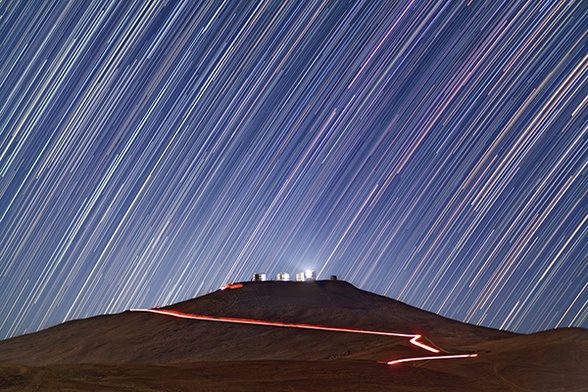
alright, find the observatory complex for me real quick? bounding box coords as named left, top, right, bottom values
left=251, top=270, right=337, bottom=282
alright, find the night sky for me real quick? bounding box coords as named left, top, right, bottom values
left=0, top=1, right=586, bottom=340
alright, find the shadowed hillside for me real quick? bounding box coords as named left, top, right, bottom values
left=0, top=280, right=586, bottom=391
left=0, top=280, right=510, bottom=365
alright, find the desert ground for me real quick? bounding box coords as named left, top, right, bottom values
left=1, top=280, right=586, bottom=391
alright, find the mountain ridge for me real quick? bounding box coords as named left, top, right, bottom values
left=0, top=279, right=586, bottom=391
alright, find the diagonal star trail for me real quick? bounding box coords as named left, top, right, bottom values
left=0, top=1, right=586, bottom=340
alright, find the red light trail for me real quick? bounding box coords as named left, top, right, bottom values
left=386, top=353, right=478, bottom=365
left=131, top=308, right=478, bottom=365
left=221, top=283, right=244, bottom=290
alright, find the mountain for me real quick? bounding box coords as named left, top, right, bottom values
left=0, top=280, right=586, bottom=391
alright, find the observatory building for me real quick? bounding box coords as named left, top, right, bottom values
left=252, top=273, right=267, bottom=282
left=276, top=272, right=290, bottom=281
left=251, top=270, right=321, bottom=282
left=296, top=270, right=316, bottom=281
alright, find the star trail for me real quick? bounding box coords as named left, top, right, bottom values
left=0, top=1, right=586, bottom=340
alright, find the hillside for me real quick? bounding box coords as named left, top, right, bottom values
left=0, top=280, right=585, bottom=391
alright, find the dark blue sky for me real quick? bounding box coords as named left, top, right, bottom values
left=0, top=1, right=586, bottom=340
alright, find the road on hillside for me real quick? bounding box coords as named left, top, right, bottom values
left=132, top=307, right=478, bottom=365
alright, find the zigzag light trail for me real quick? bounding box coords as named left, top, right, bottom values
left=131, top=307, right=479, bottom=365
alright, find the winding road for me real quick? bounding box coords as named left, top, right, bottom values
left=131, top=307, right=478, bottom=365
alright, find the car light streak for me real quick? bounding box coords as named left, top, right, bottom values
left=387, top=353, right=478, bottom=365
left=133, top=308, right=436, bottom=350
left=132, top=307, right=475, bottom=360
left=409, top=336, right=438, bottom=352
left=220, top=283, right=244, bottom=290
left=131, top=307, right=480, bottom=365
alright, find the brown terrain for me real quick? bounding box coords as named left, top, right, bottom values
left=0, top=280, right=586, bottom=391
